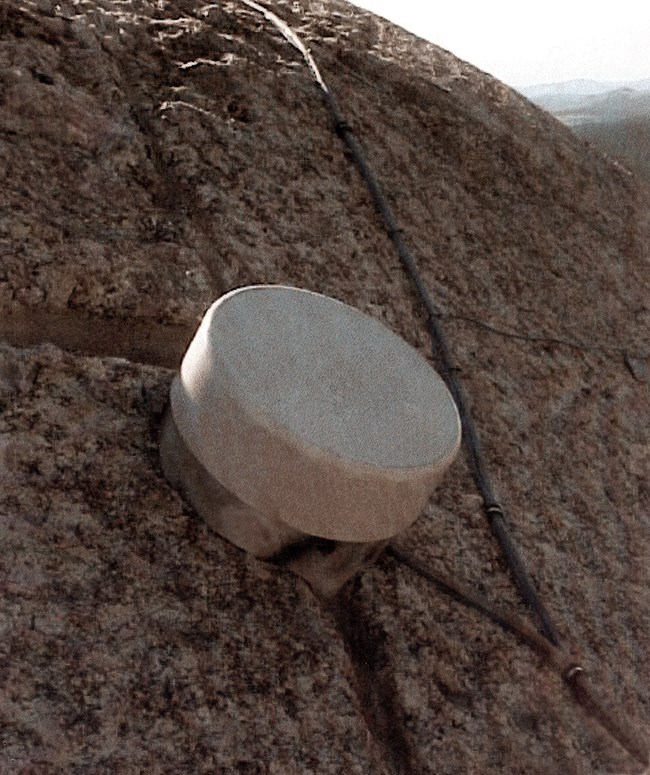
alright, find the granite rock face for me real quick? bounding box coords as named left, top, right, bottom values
left=1, top=1, right=649, bottom=773
left=0, top=344, right=387, bottom=774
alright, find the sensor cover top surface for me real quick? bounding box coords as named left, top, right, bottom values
left=170, top=285, right=461, bottom=541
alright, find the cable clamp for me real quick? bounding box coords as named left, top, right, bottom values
left=335, top=119, right=351, bottom=136
left=484, top=503, right=504, bottom=520
left=563, top=664, right=585, bottom=682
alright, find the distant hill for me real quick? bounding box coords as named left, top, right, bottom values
left=519, top=82, right=650, bottom=123
left=519, top=79, right=650, bottom=185
left=575, top=118, right=650, bottom=186
left=520, top=78, right=650, bottom=99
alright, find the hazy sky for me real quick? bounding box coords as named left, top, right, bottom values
left=349, top=0, right=649, bottom=86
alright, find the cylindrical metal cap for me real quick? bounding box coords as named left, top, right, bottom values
left=170, top=285, right=461, bottom=542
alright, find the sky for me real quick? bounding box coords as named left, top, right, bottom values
left=348, top=0, right=650, bottom=87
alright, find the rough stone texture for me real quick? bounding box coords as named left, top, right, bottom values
left=1, top=0, right=649, bottom=773
left=0, top=344, right=386, bottom=774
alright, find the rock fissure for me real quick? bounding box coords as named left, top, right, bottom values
left=327, top=588, right=419, bottom=775
left=5, top=302, right=642, bottom=371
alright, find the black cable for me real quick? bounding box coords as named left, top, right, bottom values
left=337, top=115, right=560, bottom=645
left=207, top=2, right=648, bottom=764
left=246, top=5, right=562, bottom=646
left=389, top=544, right=649, bottom=766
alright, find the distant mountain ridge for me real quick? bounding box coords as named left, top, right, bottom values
left=519, top=78, right=650, bottom=99
left=516, top=78, right=650, bottom=186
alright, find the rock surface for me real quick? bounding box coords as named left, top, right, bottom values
left=1, top=1, right=649, bottom=773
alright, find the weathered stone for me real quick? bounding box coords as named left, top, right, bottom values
left=0, top=343, right=385, bottom=773
left=0, top=0, right=648, bottom=772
